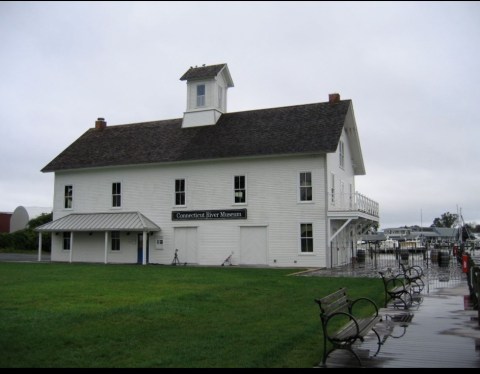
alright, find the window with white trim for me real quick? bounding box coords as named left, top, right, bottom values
left=300, top=223, right=313, bottom=253
left=175, top=179, right=186, bottom=206
left=299, top=172, right=312, bottom=201
left=63, top=232, right=71, bottom=250
left=64, top=185, right=73, bottom=209
left=330, top=173, right=335, bottom=205
left=112, top=182, right=121, bottom=208
left=234, top=175, right=246, bottom=204
left=196, top=84, right=205, bottom=107
left=111, top=231, right=120, bottom=251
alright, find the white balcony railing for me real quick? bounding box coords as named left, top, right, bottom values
left=328, top=191, right=379, bottom=217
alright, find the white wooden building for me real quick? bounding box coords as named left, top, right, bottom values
left=36, top=63, right=379, bottom=268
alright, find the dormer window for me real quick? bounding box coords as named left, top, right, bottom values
left=196, top=84, right=205, bottom=107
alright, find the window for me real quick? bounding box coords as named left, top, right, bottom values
left=111, top=231, right=120, bottom=251
left=64, top=185, right=73, bottom=209
left=112, top=182, right=121, bottom=207
left=196, top=84, right=205, bottom=107
left=300, top=224, right=313, bottom=253
left=63, top=232, right=71, bottom=250
left=175, top=179, right=185, bottom=206
left=339, top=140, right=345, bottom=168
left=330, top=173, right=335, bottom=205
left=299, top=172, right=312, bottom=201
left=234, top=175, right=246, bottom=204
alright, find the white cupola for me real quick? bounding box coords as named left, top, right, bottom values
left=179, top=63, right=234, bottom=128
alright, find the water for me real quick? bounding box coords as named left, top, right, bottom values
left=305, top=249, right=465, bottom=293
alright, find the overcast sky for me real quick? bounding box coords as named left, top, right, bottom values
left=1, top=1, right=479, bottom=230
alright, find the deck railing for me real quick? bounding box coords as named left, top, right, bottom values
left=328, top=191, right=379, bottom=217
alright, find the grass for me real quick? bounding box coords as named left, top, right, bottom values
left=0, top=262, right=385, bottom=368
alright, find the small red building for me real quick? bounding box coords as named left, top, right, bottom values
left=0, top=212, right=12, bottom=233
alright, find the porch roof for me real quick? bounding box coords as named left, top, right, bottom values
left=34, top=212, right=161, bottom=232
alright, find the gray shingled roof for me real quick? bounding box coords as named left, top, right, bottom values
left=34, top=212, right=160, bottom=232
left=179, top=64, right=227, bottom=81
left=432, top=227, right=457, bottom=237
left=361, top=233, right=387, bottom=242
left=41, top=100, right=351, bottom=172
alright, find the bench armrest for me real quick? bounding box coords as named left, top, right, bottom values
left=324, top=311, right=360, bottom=339
left=393, top=273, right=409, bottom=286
left=408, top=265, right=424, bottom=278
left=349, top=297, right=379, bottom=317
left=380, top=272, right=409, bottom=292
left=401, top=263, right=424, bottom=278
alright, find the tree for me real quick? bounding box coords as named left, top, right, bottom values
left=0, top=212, right=52, bottom=251
left=368, top=222, right=379, bottom=234
left=28, top=212, right=52, bottom=229
left=432, top=212, right=458, bottom=228
left=359, top=222, right=379, bottom=235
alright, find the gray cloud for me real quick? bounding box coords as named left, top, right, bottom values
left=1, top=1, right=479, bottom=229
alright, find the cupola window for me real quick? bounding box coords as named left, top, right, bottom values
left=196, top=84, right=205, bottom=107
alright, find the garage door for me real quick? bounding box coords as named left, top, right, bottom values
left=174, top=227, right=198, bottom=264
left=240, top=226, right=267, bottom=265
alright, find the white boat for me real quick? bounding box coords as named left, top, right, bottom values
left=379, top=238, right=398, bottom=253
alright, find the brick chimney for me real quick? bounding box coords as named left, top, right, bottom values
left=329, top=93, right=340, bottom=104
left=95, top=117, right=106, bottom=130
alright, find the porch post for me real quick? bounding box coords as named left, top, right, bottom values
left=104, top=231, right=108, bottom=264
left=142, top=230, right=147, bottom=265
left=37, top=233, right=42, bottom=262
left=69, top=232, right=73, bottom=263
left=327, top=218, right=331, bottom=268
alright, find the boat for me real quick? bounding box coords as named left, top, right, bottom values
left=399, top=238, right=425, bottom=253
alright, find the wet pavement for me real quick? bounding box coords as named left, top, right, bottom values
left=301, top=255, right=480, bottom=368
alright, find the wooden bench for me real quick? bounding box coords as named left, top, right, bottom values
left=379, top=271, right=414, bottom=309
left=314, top=287, right=383, bottom=366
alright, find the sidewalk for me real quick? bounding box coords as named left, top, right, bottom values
left=0, top=252, right=50, bottom=262
left=307, top=261, right=480, bottom=368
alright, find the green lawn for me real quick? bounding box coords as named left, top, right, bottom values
left=0, top=262, right=384, bottom=368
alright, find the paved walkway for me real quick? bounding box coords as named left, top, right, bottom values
left=0, top=252, right=50, bottom=262
left=304, top=259, right=480, bottom=368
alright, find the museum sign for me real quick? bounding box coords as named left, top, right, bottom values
left=171, top=209, right=247, bottom=221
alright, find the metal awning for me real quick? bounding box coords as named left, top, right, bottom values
left=34, top=211, right=161, bottom=232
